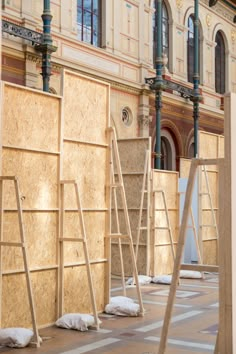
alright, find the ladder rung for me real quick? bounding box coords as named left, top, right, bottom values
left=0, top=241, right=24, bottom=247
left=200, top=192, right=210, bottom=196
left=108, top=234, right=129, bottom=239
left=153, top=226, right=170, bottom=230
left=59, top=237, right=84, bottom=242
left=139, top=227, right=147, bottom=230
left=110, top=183, right=123, bottom=188
left=200, top=225, right=217, bottom=228
left=181, top=263, right=219, bottom=273
left=60, top=180, right=76, bottom=184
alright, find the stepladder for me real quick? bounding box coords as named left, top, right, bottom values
left=0, top=176, right=40, bottom=347
left=107, top=127, right=144, bottom=316
left=157, top=159, right=220, bottom=354
left=58, top=180, right=100, bottom=329
left=135, top=149, right=151, bottom=275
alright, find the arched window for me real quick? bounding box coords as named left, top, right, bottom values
left=215, top=31, right=225, bottom=94
left=187, top=15, right=194, bottom=83
left=77, top=0, right=101, bottom=47
left=153, top=1, right=169, bottom=68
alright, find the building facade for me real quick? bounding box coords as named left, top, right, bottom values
left=1, top=0, right=236, bottom=170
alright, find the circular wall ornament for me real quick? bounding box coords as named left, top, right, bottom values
left=121, top=107, right=133, bottom=126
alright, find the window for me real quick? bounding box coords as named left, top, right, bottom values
left=77, top=0, right=101, bottom=47
left=187, top=15, right=194, bottom=83
left=215, top=31, right=225, bottom=94
left=153, top=1, right=169, bottom=68
left=121, top=107, right=133, bottom=126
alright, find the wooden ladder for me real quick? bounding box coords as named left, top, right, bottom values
left=107, top=127, right=144, bottom=316
left=0, top=176, right=40, bottom=347
left=199, top=164, right=219, bottom=255
left=158, top=159, right=219, bottom=354
left=135, top=149, right=151, bottom=275
left=59, top=180, right=100, bottom=329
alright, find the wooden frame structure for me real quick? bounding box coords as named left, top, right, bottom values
left=58, top=180, right=100, bottom=328
left=158, top=158, right=220, bottom=353
left=0, top=177, right=40, bottom=347
left=108, top=127, right=144, bottom=316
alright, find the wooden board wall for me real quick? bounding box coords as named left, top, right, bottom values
left=151, top=170, right=179, bottom=276
left=198, top=131, right=224, bottom=265
left=111, top=138, right=151, bottom=276
left=0, top=72, right=110, bottom=328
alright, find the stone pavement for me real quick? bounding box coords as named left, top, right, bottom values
left=0, top=274, right=218, bottom=353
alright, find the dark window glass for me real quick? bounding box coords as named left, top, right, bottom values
left=77, top=0, right=101, bottom=47
left=215, top=31, right=225, bottom=94
left=153, top=1, right=169, bottom=68
left=187, top=15, right=195, bottom=83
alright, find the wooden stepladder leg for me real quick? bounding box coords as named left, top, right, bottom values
left=0, top=177, right=40, bottom=347
left=108, top=127, right=144, bottom=316
left=73, top=182, right=100, bottom=329
left=158, top=160, right=199, bottom=353
left=110, top=158, right=126, bottom=297
left=59, top=180, right=100, bottom=329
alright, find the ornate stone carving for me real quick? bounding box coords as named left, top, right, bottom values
left=138, top=115, right=152, bottom=127
left=206, top=14, right=212, bottom=27
left=176, top=0, right=183, bottom=10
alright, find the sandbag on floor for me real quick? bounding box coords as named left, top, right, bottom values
left=105, top=296, right=140, bottom=316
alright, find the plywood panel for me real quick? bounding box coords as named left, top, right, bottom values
left=2, top=270, right=57, bottom=328
left=63, top=71, right=109, bottom=145
left=2, top=149, right=58, bottom=209
left=2, top=212, right=57, bottom=271
left=118, top=138, right=151, bottom=173
left=111, top=243, right=146, bottom=276
left=179, top=158, right=191, bottom=178
left=62, top=211, right=106, bottom=263
left=62, top=143, right=107, bottom=209
left=202, top=240, right=217, bottom=265
left=154, top=245, right=175, bottom=275
left=64, top=263, right=105, bottom=314
left=3, top=84, right=60, bottom=152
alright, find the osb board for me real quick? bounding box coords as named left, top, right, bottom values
left=153, top=245, right=176, bottom=276
left=2, top=212, right=57, bottom=271
left=116, top=174, right=144, bottom=209
left=117, top=138, right=151, bottom=173
left=2, top=270, right=57, bottom=328
left=199, top=131, right=224, bottom=159
left=179, top=158, right=191, bottom=178
left=152, top=170, right=179, bottom=209
left=154, top=211, right=179, bottom=243
left=62, top=143, right=107, bottom=209
left=64, top=263, right=105, bottom=314
left=111, top=243, right=146, bottom=276
left=63, top=71, right=110, bottom=145
left=151, top=170, right=179, bottom=276
left=202, top=240, right=217, bottom=265
left=111, top=209, right=147, bottom=244
left=2, top=149, right=58, bottom=209
left=2, top=83, right=61, bottom=152
left=62, top=211, right=106, bottom=263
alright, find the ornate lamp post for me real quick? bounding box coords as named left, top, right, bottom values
left=35, top=0, right=57, bottom=92
left=191, top=0, right=201, bottom=157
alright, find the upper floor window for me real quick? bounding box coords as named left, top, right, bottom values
left=215, top=31, right=225, bottom=94
left=153, top=1, right=169, bottom=68
left=77, top=0, right=101, bottom=47
left=187, top=15, right=194, bottom=83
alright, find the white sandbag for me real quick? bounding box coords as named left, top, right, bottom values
left=56, top=313, right=100, bottom=331
left=105, top=296, right=140, bottom=316
left=126, top=275, right=152, bottom=285
left=0, top=328, right=34, bottom=348
left=180, top=270, right=202, bottom=279
left=152, top=274, right=172, bottom=284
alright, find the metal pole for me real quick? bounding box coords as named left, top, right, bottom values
left=36, top=0, right=57, bottom=92
left=155, top=0, right=164, bottom=169
left=192, top=0, right=200, bottom=157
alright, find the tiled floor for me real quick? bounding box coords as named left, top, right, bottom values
left=0, top=274, right=218, bottom=354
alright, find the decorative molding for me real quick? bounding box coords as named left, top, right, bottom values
left=138, top=114, right=152, bottom=127
left=2, top=20, right=42, bottom=45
